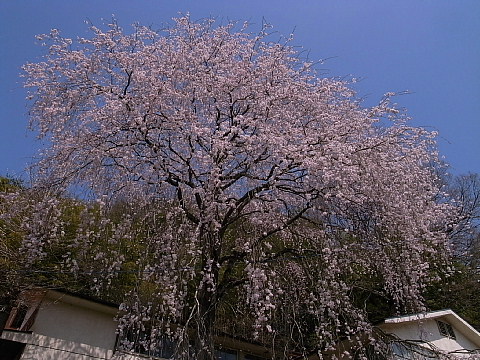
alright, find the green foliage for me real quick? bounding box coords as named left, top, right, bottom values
left=2, top=169, right=480, bottom=351
left=0, top=179, right=143, bottom=304
left=0, top=176, right=23, bottom=193
left=424, top=261, right=480, bottom=331
left=0, top=177, right=25, bottom=303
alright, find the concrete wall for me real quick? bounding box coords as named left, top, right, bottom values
left=380, top=318, right=479, bottom=355
left=2, top=331, right=113, bottom=359
left=1, top=290, right=121, bottom=360
left=29, top=297, right=118, bottom=351
left=1, top=291, right=270, bottom=360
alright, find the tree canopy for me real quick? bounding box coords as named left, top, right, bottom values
left=15, top=16, right=455, bottom=358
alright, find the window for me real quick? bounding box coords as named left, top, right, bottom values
left=215, top=348, right=238, bottom=360
left=120, top=330, right=176, bottom=358
left=437, top=320, right=456, bottom=339
left=0, top=339, right=26, bottom=360
left=9, top=305, right=28, bottom=330
left=214, top=348, right=267, bottom=360
left=391, top=342, right=413, bottom=359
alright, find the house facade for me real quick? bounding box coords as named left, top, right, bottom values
left=378, top=310, right=480, bottom=359
left=2, top=289, right=479, bottom=359
left=309, top=310, right=480, bottom=359
left=0, top=289, right=270, bottom=360
left=0, top=289, right=118, bottom=359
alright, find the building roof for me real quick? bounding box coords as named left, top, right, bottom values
left=43, top=289, right=118, bottom=315
left=383, top=309, right=480, bottom=348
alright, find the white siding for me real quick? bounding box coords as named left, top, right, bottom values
left=380, top=318, right=479, bottom=356
left=2, top=331, right=113, bottom=359
left=30, top=298, right=118, bottom=351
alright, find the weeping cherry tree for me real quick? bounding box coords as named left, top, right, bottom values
left=18, top=16, right=453, bottom=359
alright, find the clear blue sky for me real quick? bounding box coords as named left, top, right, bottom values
left=1, top=1, right=479, bottom=179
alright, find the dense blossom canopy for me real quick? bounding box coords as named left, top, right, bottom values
left=18, top=16, right=453, bottom=358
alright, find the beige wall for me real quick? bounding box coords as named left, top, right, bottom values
left=30, top=298, right=118, bottom=351
left=1, top=290, right=120, bottom=360
left=2, top=331, right=113, bottom=359
left=2, top=291, right=270, bottom=360
left=380, top=318, right=479, bottom=355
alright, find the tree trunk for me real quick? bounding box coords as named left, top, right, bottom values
left=195, top=229, right=221, bottom=360
left=195, top=285, right=217, bottom=360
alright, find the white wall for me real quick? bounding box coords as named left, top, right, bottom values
left=30, top=296, right=118, bottom=351
left=380, top=318, right=479, bottom=355
left=2, top=331, right=113, bottom=360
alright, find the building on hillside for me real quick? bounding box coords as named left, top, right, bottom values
left=0, top=288, right=118, bottom=360
left=2, top=289, right=480, bottom=359
left=308, top=310, right=480, bottom=359
left=0, top=288, right=270, bottom=360
left=378, top=309, right=480, bottom=359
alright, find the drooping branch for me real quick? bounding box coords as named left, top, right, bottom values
left=19, top=16, right=454, bottom=359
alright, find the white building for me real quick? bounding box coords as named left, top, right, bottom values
left=2, top=289, right=479, bottom=359
left=0, top=289, right=119, bottom=359
left=379, top=309, right=480, bottom=359
left=310, top=310, right=480, bottom=359
left=0, top=288, right=270, bottom=360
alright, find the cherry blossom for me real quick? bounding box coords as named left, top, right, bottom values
left=19, top=16, right=453, bottom=358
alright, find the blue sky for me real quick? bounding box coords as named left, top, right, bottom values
left=1, top=1, right=479, bottom=179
